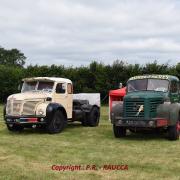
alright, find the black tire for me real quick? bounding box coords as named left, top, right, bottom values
left=46, top=110, right=67, bottom=134
left=81, top=119, right=88, bottom=126
left=6, top=124, right=24, bottom=132
left=168, top=122, right=179, bottom=140
left=113, top=124, right=126, bottom=138
left=87, top=107, right=100, bottom=127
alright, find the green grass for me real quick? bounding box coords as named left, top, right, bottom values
left=0, top=105, right=180, bottom=180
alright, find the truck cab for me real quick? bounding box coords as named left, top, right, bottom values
left=111, top=75, right=180, bottom=140
left=4, top=77, right=100, bottom=134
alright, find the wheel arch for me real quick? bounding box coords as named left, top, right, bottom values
left=156, top=103, right=180, bottom=125
left=57, top=106, right=67, bottom=120
left=46, top=103, right=67, bottom=122
left=111, top=102, right=123, bottom=124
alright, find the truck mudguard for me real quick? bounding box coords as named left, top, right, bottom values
left=156, top=103, right=180, bottom=125
left=46, top=103, right=67, bottom=123
left=111, top=103, right=123, bottom=124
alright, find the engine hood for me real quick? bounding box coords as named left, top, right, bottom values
left=7, top=91, right=52, bottom=101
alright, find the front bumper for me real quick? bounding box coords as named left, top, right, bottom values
left=5, top=115, right=47, bottom=124
left=113, top=117, right=168, bottom=128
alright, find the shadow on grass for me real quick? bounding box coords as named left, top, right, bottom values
left=1, top=122, right=89, bottom=136
left=103, top=127, right=169, bottom=141
left=112, top=130, right=171, bottom=141
left=122, top=132, right=168, bottom=141
left=1, top=121, right=170, bottom=141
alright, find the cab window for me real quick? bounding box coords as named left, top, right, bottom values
left=170, top=81, right=178, bottom=93
left=56, top=83, right=66, bottom=94
left=67, top=83, right=73, bottom=94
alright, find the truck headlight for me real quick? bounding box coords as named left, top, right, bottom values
left=37, top=109, right=44, bottom=115
left=149, top=121, right=154, bottom=127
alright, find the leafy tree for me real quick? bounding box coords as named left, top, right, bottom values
left=0, top=47, right=26, bottom=67
left=142, top=60, right=169, bottom=75
left=0, top=65, right=24, bottom=102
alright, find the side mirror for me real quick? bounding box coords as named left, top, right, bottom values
left=119, top=83, right=123, bottom=89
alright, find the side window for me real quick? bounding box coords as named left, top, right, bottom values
left=67, top=83, right=73, bottom=94
left=170, top=81, right=178, bottom=93
left=56, top=83, right=66, bottom=94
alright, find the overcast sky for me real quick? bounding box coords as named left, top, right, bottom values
left=0, top=0, right=180, bottom=66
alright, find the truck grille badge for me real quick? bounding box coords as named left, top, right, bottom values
left=135, top=105, right=144, bottom=116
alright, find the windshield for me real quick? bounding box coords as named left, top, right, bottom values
left=22, top=81, right=54, bottom=92
left=127, top=79, right=169, bottom=92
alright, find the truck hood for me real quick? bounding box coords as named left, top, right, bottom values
left=124, top=91, right=167, bottom=100
left=7, top=91, right=52, bottom=101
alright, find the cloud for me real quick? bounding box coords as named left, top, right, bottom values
left=0, top=0, right=180, bottom=66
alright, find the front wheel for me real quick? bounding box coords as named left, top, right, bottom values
left=6, top=124, right=24, bottom=132
left=46, top=111, right=67, bottom=134
left=168, top=122, right=180, bottom=140
left=113, top=125, right=126, bottom=138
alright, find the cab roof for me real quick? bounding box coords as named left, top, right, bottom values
left=128, top=75, right=179, bottom=82
left=22, top=77, right=72, bottom=84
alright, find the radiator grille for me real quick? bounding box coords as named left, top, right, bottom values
left=12, top=100, right=22, bottom=116
left=124, top=99, right=144, bottom=117
left=6, top=100, right=22, bottom=116
left=6, top=100, right=42, bottom=116
left=6, top=100, right=11, bottom=115
left=22, top=101, right=39, bottom=115
left=149, top=98, right=163, bottom=117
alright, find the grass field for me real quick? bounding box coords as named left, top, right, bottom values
left=0, top=105, right=180, bottom=180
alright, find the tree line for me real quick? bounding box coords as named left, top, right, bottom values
left=0, top=46, right=180, bottom=103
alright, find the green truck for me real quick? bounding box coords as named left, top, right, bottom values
left=111, top=75, right=180, bottom=140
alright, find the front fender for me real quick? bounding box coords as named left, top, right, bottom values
left=36, top=102, right=49, bottom=116
left=156, top=103, right=180, bottom=125
left=46, top=103, right=67, bottom=123
left=111, top=102, right=123, bottom=124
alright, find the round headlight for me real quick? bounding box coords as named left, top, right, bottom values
left=149, top=121, right=154, bottom=127
left=38, top=109, right=44, bottom=115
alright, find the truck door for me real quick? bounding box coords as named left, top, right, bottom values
left=53, top=82, right=72, bottom=119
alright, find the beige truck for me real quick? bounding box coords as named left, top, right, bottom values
left=4, top=77, right=100, bottom=133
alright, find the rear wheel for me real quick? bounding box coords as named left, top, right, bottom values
left=81, top=119, right=88, bottom=126
left=87, top=107, right=100, bottom=127
left=168, top=122, right=180, bottom=140
left=6, top=124, right=24, bottom=132
left=113, top=125, right=126, bottom=138
left=46, top=111, right=67, bottom=134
